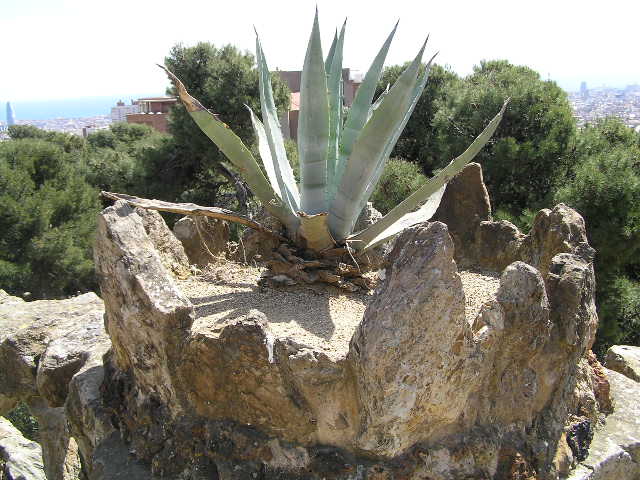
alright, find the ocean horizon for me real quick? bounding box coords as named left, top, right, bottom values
left=1, top=94, right=164, bottom=121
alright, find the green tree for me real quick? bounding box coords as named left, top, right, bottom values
left=370, top=158, right=428, bottom=214
left=432, top=60, right=576, bottom=214
left=555, top=118, right=640, bottom=351
left=85, top=122, right=168, bottom=194
left=375, top=64, right=459, bottom=173
left=164, top=43, right=291, bottom=208
left=0, top=137, right=100, bottom=298
left=8, top=124, right=86, bottom=153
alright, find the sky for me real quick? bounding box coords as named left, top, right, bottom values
left=1, top=0, right=638, bottom=102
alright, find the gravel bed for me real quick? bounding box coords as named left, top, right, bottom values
left=178, top=262, right=501, bottom=359
left=178, top=262, right=369, bottom=360
left=459, top=269, right=501, bottom=322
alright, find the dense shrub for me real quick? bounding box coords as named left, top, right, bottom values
left=6, top=402, right=39, bottom=441
left=596, top=276, right=640, bottom=352
left=370, top=158, right=427, bottom=214
left=0, top=138, right=100, bottom=298
left=432, top=60, right=576, bottom=215
left=85, top=123, right=168, bottom=194
left=8, top=124, right=85, bottom=153
left=375, top=64, right=459, bottom=174
left=555, top=118, right=640, bottom=351
left=493, top=208, right=537, bottom=233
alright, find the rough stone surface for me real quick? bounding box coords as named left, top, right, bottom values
left=2, top=171, right=633, bottom=479
left=605, top=345, right=640, bottom=383
left=351, top=222, right=474, bottom=455
left=134, top=207, right=190, bottom=278
left=520, top=204, right=595, bottom=278
left=91, top=432, right=152, bottom=480
left=235, top=210, right=283, bottom=263
left=27, top=398, right=82, bottom=480
left=481, top=261, right=551, bottom=426
left=567, top=368, right=640, bottom=480
left=433, top=162, right=492, bottom=265
left=0, top=290, right=25, bottom=307
left=173, top=215, right=230, bottom=267
left=89, top=202, right=616, bottom=478
left=182, top=310, right=315, bottom=443
left=474, top=219, right=525, bottom=271
left=354, top=202, right=383, bottom=232
left=0, top=417, right=46, bottom=480
left=352, top=202, right=389, bottom=270
left=0, top=290, right=108, bottom=480
left=65, top=340, right=113, bottom=478
left=569, top=354, right=613, bottom=432
left=0, top=292, right=105, bottom=414
left=95, top=201, right=193, bottom=408
left=36, top=309, right=107, bottom=409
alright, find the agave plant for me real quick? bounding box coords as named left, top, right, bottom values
left=110, top=11, right=506, bottom=261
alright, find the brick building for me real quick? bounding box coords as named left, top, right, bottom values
left=125, top=97, right=177, bottom=133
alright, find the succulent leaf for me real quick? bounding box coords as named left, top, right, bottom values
left=351, top=185, right=446, bottom=250
left=326, top=20, right=346, bottom=204
left=349, top=99, right=510, bottom=251
left=367, top=83, right=389, bottom=122
left=331, top=21, right=398, bottom=202
left=353, top=52, right=437, bottom=226
left=246, top=104, right=282, bottom=200
left=329, top=40, right=427, bottom=241
left=325, top=29, right=338, bottom=73
left=158, top=65, right=300, bottom=232
left=299, top=10, right=330, bottom=214
left=255, top=34, right=301, bottom=212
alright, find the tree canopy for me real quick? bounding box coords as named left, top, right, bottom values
left=0, top=136, right=100, bottom=298
left=555, top=118, right=640, bottom=349
left=164, top=42, right=291, bottom=207
left=432, top=60, right=576, bottom=214
left=375, top=63, right=459, bottom=174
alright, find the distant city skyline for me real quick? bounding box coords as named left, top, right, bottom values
left=2, top=83, right=638, bottom=124
left=2, top=84, right=637, bottom=136
left=1, top=0, right=638, bottom=102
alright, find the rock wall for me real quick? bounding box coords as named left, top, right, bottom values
left=1, top=164, right=639, bottom=479
left=85, top=190, right=607, bottom=479
left=173, top=216, right=230, bottom=267
left=0, top=290, right=107, bottom=480
left=0, top=417, right=46, bottom=480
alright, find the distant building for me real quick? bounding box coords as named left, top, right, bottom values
left=6, top=102, right=16, bottom=126
left=287, top=92, right=300, bottom=141
left=278, top=68, right=363, bottom=141
left=110, top=100, right=139, bottom=123
left=580, top=81, right=589, bottom=99
left=126, top=97, right=177, bottom=133
left=82, top=124, right=109, bottom=137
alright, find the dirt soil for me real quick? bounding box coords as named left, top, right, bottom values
left=178, top=261, right=501, bottom=360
